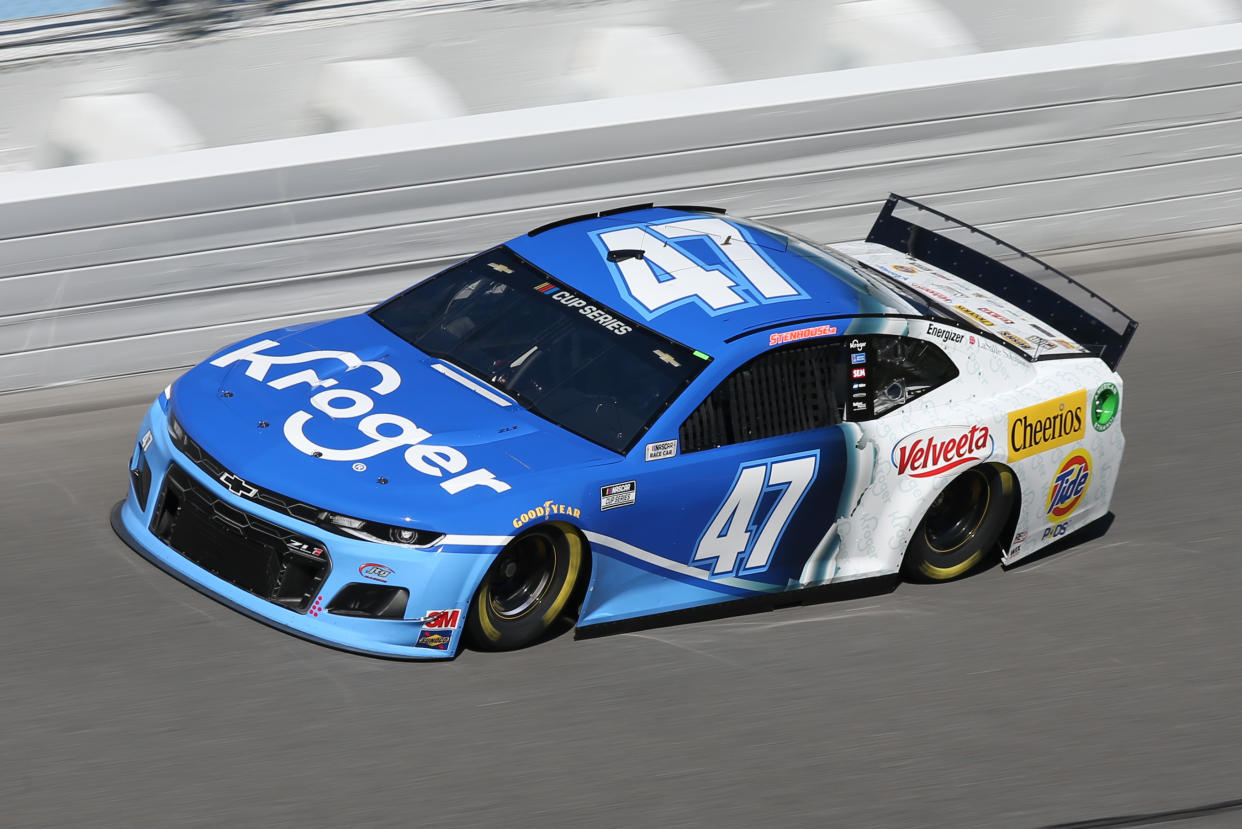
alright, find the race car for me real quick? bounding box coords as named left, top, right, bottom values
left=112, top=195, right=1137, bottom=659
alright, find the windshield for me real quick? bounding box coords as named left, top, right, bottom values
left=370, top=247, right=708, bottom=453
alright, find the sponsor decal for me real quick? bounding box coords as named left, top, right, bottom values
left=1041, top=523, right=1069, bottom=541
left=1014, top=531, right=1028, bottom=544
left=851, top=401, right=867, bottom=411
left=1092, top=383, right=1120, bottom=431
left=600, top=481, right=636, bottom=510
left=891, top=426, right=994, bottom=478
left=359, top=563, right=394, bottom=582
left=850, top=353, right=867, bottom=365
left=415, top=630, right=452, bottom=650
left=423, top=609, right=462, bottom=630
left=852, top=368, right=867, bottom=379
left=925, top=323, right=964, bottom=345
left=1029, top=335, right=1057, bottom=351
left=218, top=471, right=258, bottom=498
left=953, top=305, right=995, bottom=327
left=1007, top=390, right=1086, bottom=462
left=1055, top=339, right=1079, bottom=351
left=488, top=262, right=515, bottom=274
left=912, top=283, right=958, bottom=304
left=890, top=264, right=919, bottom=274
left=308, top=595, right=324, bottom=617
left=512, top=500, right=582, bottom=529
left=1000, top=331, right=1033, bottom=350
left=849, top=339, right=866, bottom=350
left=210, top=340, right=512, bottom=495
left=852, top=391, right=866, bottom=399
left=352, top=462, right=367, bottom=472
left=979, top=307, right=1015, bottom=325
left=533, top=280, right=558, bottom=294
left=768, top=324, right=837, bottom=347
left=645, top=440, right=678, bottom=461
left=1031, top=323, right=1058, bottom=338
left=1012, top=544, right=1022, bottom=555
left=1047, top=450, right=1091, bottom=523
left=140, top=430, right=153, bottom=451
left=852, top=382, right=866, bottom=390
left=550, top=290, right=633, bottom=336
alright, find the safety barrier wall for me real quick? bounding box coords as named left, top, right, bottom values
left=2, top=23, right=1241, bottom=393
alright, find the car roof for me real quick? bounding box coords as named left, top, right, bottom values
left=504, top=205, right=923, bottom=356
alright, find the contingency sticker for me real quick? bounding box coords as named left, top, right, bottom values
left=600, top=481, right=637, bottom=510
left=645, top=440, right=678, bottom=461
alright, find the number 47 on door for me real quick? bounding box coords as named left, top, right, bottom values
left=692, top=452, right=819, bottom=578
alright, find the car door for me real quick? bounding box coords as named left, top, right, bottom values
left=588, top=338, right=852, bottom=599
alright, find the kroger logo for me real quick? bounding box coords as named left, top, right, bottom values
left=892, top=426, right=994, bottom=478
left=211, top=339, right=510, bottom=495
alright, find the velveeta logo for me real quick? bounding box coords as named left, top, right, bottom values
left=891, top=426, right=993, bottom=478
left=1007, top=390, right=1087, bottom=462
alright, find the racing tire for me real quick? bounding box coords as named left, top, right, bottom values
left=902, top=463, right=1016, bottom=582
left=465, top=524, right=585, bottom=651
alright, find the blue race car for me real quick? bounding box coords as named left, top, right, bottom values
left=113, top=196, right=1136, bottom=659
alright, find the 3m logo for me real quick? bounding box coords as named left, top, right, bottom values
left=424, top=609, right=461, bottom=629
left=1007, top=390, right=1086, bottom=462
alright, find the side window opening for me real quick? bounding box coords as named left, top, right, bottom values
left=679, top=334, right=958, bottom=453
left=680, top=341, right=840, bottom=453
left=862, top=335, right=958, bottom=418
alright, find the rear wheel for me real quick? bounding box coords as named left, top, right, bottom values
left=902, top=464, right=1015, bottom=581
left=465, top=524, right=585, bottom=651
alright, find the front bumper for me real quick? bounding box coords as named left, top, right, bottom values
left=112, top=399, right=505, bottom=660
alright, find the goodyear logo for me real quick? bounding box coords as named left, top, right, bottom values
left=512, top=500, right=581, bottom=529
left=1007, top=389, right=1086, bottom=462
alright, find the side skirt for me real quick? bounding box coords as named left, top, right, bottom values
left=574, top=574, right=899, bottom=640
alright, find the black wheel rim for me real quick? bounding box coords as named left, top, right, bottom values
left=922, top=469, right=990, bottom=554
left=487, top=532, right=556, bottom=618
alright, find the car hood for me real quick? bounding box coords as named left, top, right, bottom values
left=170, top=315, right=616, bottom=529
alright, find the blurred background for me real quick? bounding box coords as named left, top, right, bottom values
left=2, top=0, right=1241, bottom=170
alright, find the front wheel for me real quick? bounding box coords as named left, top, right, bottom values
left=902, top=464, right=1016, bottom=582
left=465, top=524, right=586, bottom=651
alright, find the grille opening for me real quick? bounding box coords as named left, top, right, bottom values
left=327, top=583, right=409, bottom=619
left=150, top=464, right=330, bottom=613
left=130, top=455, right=152, bottom=511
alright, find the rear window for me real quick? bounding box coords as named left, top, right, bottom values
left=371, top=247, right=708, bottom=453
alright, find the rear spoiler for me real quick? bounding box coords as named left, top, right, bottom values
left=865, top=195, right=1138, bottom=370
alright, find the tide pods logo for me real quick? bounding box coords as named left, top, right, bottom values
left=1046, top=450, right=1091, bottom=523
left=891, top=426, right=993, bottom=478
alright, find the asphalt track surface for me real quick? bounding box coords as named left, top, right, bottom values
left=3, top=228, right=1241, bottom=828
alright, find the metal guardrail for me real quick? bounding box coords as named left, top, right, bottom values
left=1, top=23, right=1240, bottom=393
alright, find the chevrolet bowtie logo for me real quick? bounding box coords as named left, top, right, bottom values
left=219, top=471, right=258, bottom=499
